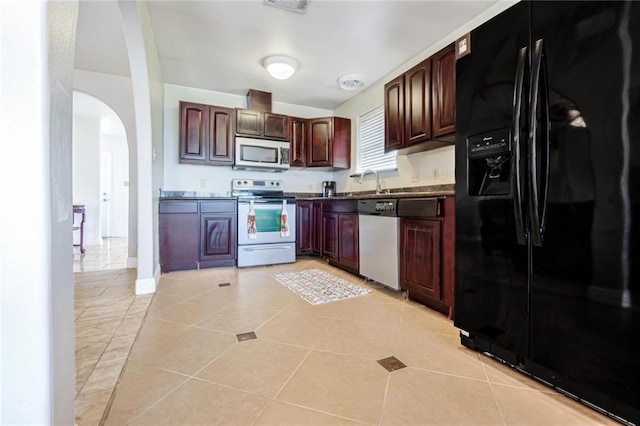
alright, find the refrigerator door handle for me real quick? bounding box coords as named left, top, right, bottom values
left=528, top=39, right=551, bottom=247
left=512, top=46, right=528, bottom=246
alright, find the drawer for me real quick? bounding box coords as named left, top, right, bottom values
left=159, top=201, right=198, bottom=214
left=397, top=198, right=441, bottom=218
left=322, top=199, right=357, bottom=213
left=199, top=200, right=236, bottom=213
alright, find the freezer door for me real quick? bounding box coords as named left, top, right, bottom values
left=454, top=1, right=530, bottom=364
left=528, top=1, right=640, bottom=422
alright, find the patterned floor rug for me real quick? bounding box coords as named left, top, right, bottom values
left=272, top=269, right=371, bottom=305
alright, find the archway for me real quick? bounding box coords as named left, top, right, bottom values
left=72, top=91, right=130, bottom=271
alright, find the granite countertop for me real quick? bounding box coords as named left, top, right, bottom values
left=159, top=190, right=234, bottom=200
left=159, top=184, right=455, bottom=201
left=291, top=184, right=455, bottom=200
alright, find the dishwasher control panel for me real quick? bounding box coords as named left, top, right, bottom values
left=357, top=199, right=399, bottom=216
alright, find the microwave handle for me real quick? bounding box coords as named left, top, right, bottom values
left=280, top=147, right=290, bottom=165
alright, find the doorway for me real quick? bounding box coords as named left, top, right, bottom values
left=72, top=91, right=129, bottom=271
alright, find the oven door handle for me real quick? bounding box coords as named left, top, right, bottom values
left=242, top=246, right=292, bottom=252
left=238, top=199, right=296, bottom=205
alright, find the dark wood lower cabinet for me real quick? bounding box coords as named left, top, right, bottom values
left=320, top=200, right=359, bottom=274
left=312, top=201, right=323, bottom=255
left=199, top=215, right=236, bottom=268
left=160, top=199, right=237, bottom=272
left=337, top=213, right=359, bottom=272
left=159, top=201, right=199, bottom=273
left=400, top=218, right=442, bottom=299
left=322, top=212, right=339, bottom=259
left=399, top=196, right=455, bottom=318
left=296, top=201, right=313, bottom=255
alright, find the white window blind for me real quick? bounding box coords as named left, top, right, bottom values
left=357, top=105, right=396, bottom=173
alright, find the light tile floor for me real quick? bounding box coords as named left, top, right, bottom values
left=74, top=237, right=152, bottom=425
left=74, top=237, right=129, bottom=272
left=96, top=258, right=616, bottom=426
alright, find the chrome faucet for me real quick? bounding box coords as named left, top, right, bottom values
left=358, top=169, right=382, bottom=194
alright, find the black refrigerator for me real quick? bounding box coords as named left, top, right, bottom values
left=454, top=1, right=640, bottom=423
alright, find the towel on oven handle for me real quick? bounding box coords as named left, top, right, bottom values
left=247, top=200, right=257, bottom=239
left=280, top=200, right=290, bottom=238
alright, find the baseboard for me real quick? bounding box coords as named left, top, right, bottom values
left=126, top=257, right=138, bottom=268
left=154, top=263, right=161, bottom=283
left=135, top=277, right=156, bottom=295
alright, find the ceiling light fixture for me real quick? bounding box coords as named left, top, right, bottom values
left=337, top=74, right=365, bottom=91
left=263, top=55, right=298, bottom=80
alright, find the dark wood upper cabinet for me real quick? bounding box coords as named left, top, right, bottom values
left=208, top=106, right=234, bottom=164
left=235, top=109, right=263, bottom=137
left=405, top=58, right=432, bottom=146
left=308, top=118, right=332, bottom=166
left=290, top=117, right=306, bottom=167
left=179, top=101, right=234, bottom=166
left=384, top=74, right=405, bottom=153
left=236, top=109, right=289, bottom=140
left=179, top=102, right=208, bottom=162
left=264, top=112, right=289, bottom=140
left=432, top=43, right=456, bottom=137
left=306, top=117, right=350, bottom=169
left=383, top=43, right=455, bottom=153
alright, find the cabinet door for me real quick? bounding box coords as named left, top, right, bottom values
left=307, top=118, right=332, bottom=167
left=179, top=102, right=208, bottom=163
left=404, top=58, right=432, bottom=146
left=200, top=215, right=236, bottom=261
left=331, top=117, right=351, bottom=169
left=338, top=213, right=359, bottom=271
left=384, top=75, right=405, bottom=152
left=432, top=43, right=456, bottom=137
left=290, top=117, right=307, bottom=167
left=322, top=212, right=338, bottom=259
left=296, top=201, right=313, bottom=254
left=236, top=109, right=263, bottom=137
left=264, top=112, right=289, bottom=140
left=400, top=218, right=442, bottom=300
left=312, top=201, right=323, bottom=255
left=159, top=202, right=199, bottom=272
left=209, top=106, right=234, bottom=164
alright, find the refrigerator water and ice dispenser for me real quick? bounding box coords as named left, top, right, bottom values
left=467, top=128, right=512, bottom=196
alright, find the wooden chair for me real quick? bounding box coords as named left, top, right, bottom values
left=73, top=204, right=86, bottom=254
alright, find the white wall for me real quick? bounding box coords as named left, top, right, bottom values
left=73, top=115, right=102, bottom=245
left=163, top=84, right=337, bottom=194
left=101, top=134, right=129, bottom=237
left=0, top=0, right=78, bottom=423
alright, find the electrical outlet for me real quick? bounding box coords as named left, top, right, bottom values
left=200, top=178, right=207, bottom=188
left=433, top=168, right=440, bottom=179
left=411, top=172, right=420, bottom=183
left=307, top=183, right=313, bottom=190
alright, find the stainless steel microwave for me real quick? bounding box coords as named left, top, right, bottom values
left=234, top=137, right=290, bottom=172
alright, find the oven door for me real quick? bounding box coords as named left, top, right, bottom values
left=237, top=198, right=296, bottom=245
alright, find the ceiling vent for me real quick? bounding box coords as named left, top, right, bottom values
left=263, top=0, right=310, bottom=14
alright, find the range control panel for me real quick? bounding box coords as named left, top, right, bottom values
left=232, top=179, right=283, bottom=192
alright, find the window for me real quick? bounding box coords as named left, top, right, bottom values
left=357, top=105, right=396, bottom=173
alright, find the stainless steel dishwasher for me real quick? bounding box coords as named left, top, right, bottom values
left=357, top=199, right=400, bottom=290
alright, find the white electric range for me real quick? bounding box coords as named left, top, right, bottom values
left=232, top=179, right=297, bottom=267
